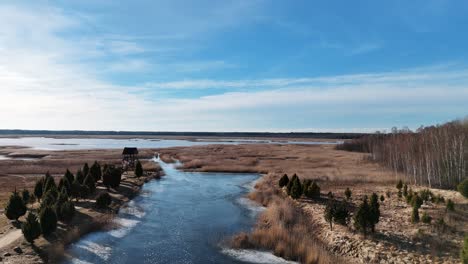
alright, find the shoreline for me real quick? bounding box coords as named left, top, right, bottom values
left=0, top=158, right=164, bottom=264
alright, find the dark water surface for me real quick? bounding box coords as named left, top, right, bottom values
left=65, top=159, right=294, bottom=264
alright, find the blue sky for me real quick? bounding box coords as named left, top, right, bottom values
left=1, top=0, right=467, bottom=132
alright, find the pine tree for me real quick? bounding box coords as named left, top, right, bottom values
left=302, top=179, right=312, bottom=194
left=43, top=175, right=56, bottom=194
left=324, top=199, right=335, bottom=230
left=34, top=178, right=44, bottom=202
left=39, top=207, right=57, bottom=236
left=135, top=160, right=143, bottom=178
left=71, top=180, right=82, bottom=202
left=96, top=192, right=112, bottom=209
left=57, top=201, right=75, bottom=223
left=64, top=169, right=74, bottom=184
left=403, top=184, right=408, bottom=197
left=286, top=174, right=298, bottom=195
left=84, top=174, right=96, bottom=193
left=90, top=161, right=102, bottom=182
left=290, top=177, right=302, bottom=199
left=278, top=174, right=289, bottom=188
left=4, top=190, right=27, bottom=221
left=22, top=189, right=30, bottom=204
left=58, top=177, right=71, bottom=194
left=411, top=194, right=423, bottom=209
left=103, top=165, right=122, bottom=189
left=345, top=188, right=352, bottom=200
left=369, top=193, right=380, bottom=232
left=83, top=163, right=90, bottom=179
left=305, top=181, right=320, bottom=199
left=396, top=180, right=403, bottom=198
left=76, top=169, right=85, bottom=184
left=353, top=196, right=371, bottom=237
left=21, top=213, right=41, bottom=243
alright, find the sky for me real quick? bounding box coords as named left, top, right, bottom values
left=0, top=0, right=467, bottom=132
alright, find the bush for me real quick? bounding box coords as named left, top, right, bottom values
left=278, top=174, right=289, bottom=188
left=396, top=180, right=403, bottom=191
left=39, top=207, right=57, bottom=236
left=22, top=213, right=41, bottom=243
left=411, top=194, right=423, bottom=209
left=290, top=177, right=302, bottom=199
left=345, top=188, right=352, bottom=200
left=135, top=160, right=144, bottom=177
left=380, top=195, right=385, bottom=202
left=421, top=212, right=432, bottom=224
left=420, top=189, right=433, bottom=202
left=57, top=201, right=75, bottom=223
left=403, top=184, right=408, bottom=197
left=96, top=192, right=112, bottom=209
left=461, top=235, right=468, bottom=264
left=90, top=161, right=102, bottom=182
left=4, top=190, right=27, bottom=221
left=34, top=178, right=44, bottom=201
left=458, top=179, right=468, bottom=199
left=446, top=199, right=455, bottom=211
left=305, top=181, right=320, bottom=199
left=411, top=207, right=420, bottom=223
left=333, top=201, right=350, bottom=226
left=22, top=189, right=30, bottom=204
left=286, top=174, right=298, bottom=195
left=353, top=196, right=371, bottom=236
left=369, top=193, right=380, bottom=232
left=103, top=165, right=123, bottom=189
left=434, top=194, right=445, bottom=204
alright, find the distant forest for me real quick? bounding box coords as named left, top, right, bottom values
left=0, top=130, right=366, bottom=139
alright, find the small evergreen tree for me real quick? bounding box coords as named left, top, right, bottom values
left=90, top=161, right=102, bottom=182
left=305, top=181, right=321, bottom=199
left=333, top=201, right=350, bottom=226
left=461, top=235, right=468, bottom=264
left=353, top=196, right=371, bottom=237
left=403, top=184, right=408, bottom=197
left=345, top=188, right=352, bottom=200
left=39, top=207, right=57, bottom=236
left=4, top=190, right=27, bottom=221
left=396, top=180, right=403, bottom=198
left=290, top=177, right=302, bottom=199
left=22, top=189, right=30, bottom=204
left=411, top=207, right=420, bottom=223
left=43, top=175, right=56, bottom=194
left=446, top=199, right=455, bottom=211
left=64, top=169, right=74, bottom=184
left=278, top=174, right=289, bottom=188
left=411, top=194, right=423, bottom=209
left=80, top=185, right=90, bottom=199
left=76, top=169, right=85, bottom=184
left=324, top=199, right=335, bottom=230
left=71, top=180, right=82, bottom=202
left=34, top=178, right=44, bottom=202
left=302, top=179, right=312, bottom=194
left=327, top=191, right=334, bottom=199
left=102, top=165, right=122, bottom=189
left=457, top=179, right=468, bottom=199
left=21, top=212, right=41, bottom=244
left=135, top=160, right=144, bottom=178
left=57, top=201, right=75, bottom=223
left=380, top=194, right=385, bottom=202
left=369, top=193, right=380, bottom=232
left=58, top=177, right=71, bottom=195
left=421, top=212, right=432, bottom=223
left=96, top=192, right=112, bottom=209
left=83, top=163, right=90, bottom=179
left=286, top=174, right=298, bottom=195
left=84, top=174, right=96, bottom=194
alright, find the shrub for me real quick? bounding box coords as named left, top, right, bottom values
left=135, top=160, right=144, bottom=178
left=461, top=235, right=468, bottom=264
left=57, top=201, right=75, bottom=223
left=421, top=212, right=432, bottom=224
left=22, top=213, right=41, bottom=243
left=305, top=181, right=320, bottom=199
left=4, top=190, right=27, bottom=221
left=369, top=193, right=380, bottom=232
left=90, top=161, right=102, bottom=182
left=420, top=189, right=433, bottom=202
left=403, top=183, right=408, bottom=197
left=84, top=174, right=96, bottom=194
left=103, top=165, right=123, bottom=189
left=22, top=189, right=30, bottom=204
left=396, top=180, right=403, bottom=191
left=286, top=174, right=298, bottom=195
left=34, top=178, right=44, bottom=201
left=278, top=174, right=289, bottom=188
left=39, top=207, right=57, bottom=236
left=380, top=195, right=385, bottom=202
left=411, top=207, right=420, bottom=223
left=83, top=163, right=90, bottom=179
left=434, top=194, right=445, bottom=204
left=333, top=201, right=350, bottom=226
left=64, top=169, right=74, bottom=183
left=457, top=179, right=468, bottom=199
left=411, top=194, right=423, bottom=209
left=324, top=199, right=334, bottom=230
left=345, top=188, right=352, bottom=200
left=446, top=199, right=455, bottom=211
left=96, top=192, right=112, bottom=209
left=290, top=177, right=302, bottom=199
left=353, top=196, right=371, bottom=236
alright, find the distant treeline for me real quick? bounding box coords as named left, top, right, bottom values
left=337, top=120, right=468, bottom=189
left=0, top=130, right=366, bottom=139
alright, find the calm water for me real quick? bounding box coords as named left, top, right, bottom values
left=0, top=137, right=338, bottom=151
left=65, top=158, right=294, bottom=264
